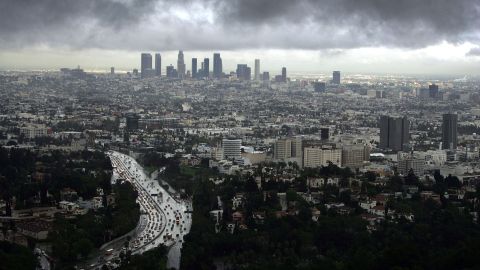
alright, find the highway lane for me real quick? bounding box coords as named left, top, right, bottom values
left=77, top=151, right=191, bottom=270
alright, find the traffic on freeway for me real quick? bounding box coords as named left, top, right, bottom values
left=78, top=151, right=192, bottom=270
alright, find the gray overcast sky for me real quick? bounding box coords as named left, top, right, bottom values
left=1, top=0, right=480, bottom=75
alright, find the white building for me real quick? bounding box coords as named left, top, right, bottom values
left=342, top=144, right=370, bottom=169
left=398, top=158, right=425, bottom=176
left=222, top=139, right=242, bottom=160
left=304, top=146, right=342, bottom=168
left=413, top=150, right=447, bottom=166
left=19, top=124, right=49, bottom=139
left=274, top=137, right=303, bottom=166
left=307, top=177, right=340, bottom=188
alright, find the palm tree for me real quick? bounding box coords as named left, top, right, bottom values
left=0, top=176, right=13, bottom=217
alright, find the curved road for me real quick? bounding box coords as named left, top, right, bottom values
left=78, top=151, right=192, bottom=269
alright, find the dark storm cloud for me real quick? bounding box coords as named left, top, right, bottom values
left=0, top=0, right=156, bottom=31
left=0, top=0, right=479, bottom=50
left=467, top=47, right=480, bottom=56
left=215, top=0, right=480, bottom=48
left=0, top=0, right=157, bottom=48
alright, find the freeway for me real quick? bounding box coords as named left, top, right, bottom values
left=78, top=151, right=192, bottom=269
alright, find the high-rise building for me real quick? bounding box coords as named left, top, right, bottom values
left=236, top=64, right=251, bottom=80
left=314, top=82, right=326, bottom=92
left=254, top=59, right=260, bottom=80
left=342, top=145, right=370, bottom=169
left=274, top=138, right=292, bottom=160
left=379, top=116, right=410, bottom=152
left=222, top=139, right=242, bottom=160
left=304, top=146, right=342, bottom=168
left=203, top=58, right=210, bottom=78
left=155, top=53, right=162, bottom=76
left=281, top=67, right=287, bottom=83
left=213, top=53, right=222, bottom=79
left=191, top=58, right=197, bottom=79
left=332, top=71, right=341, bottom=84
left=246, top=67, right=252, bottom=80
left=429, top=84, right=439, bottom=99
left=442, top=113, right=458, bottom=150
left=398, top=157, right=425, bottom=176
left=110, top=67, right=115, bottom=75
left=291, top=137, right=303, bottom=159
left=166, top=65, right=177, bottom=78
left=126, top=113, right=140, bottom=131
left=177, top=50, right=186, bottom=78
left=320, top=128, right=329, bottom=140
left=141, top=53, right=152, bottom=78
left=262, top=72, right=270, bottom=81
left=274, top=137, right=303, bottom=167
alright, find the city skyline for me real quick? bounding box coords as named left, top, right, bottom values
left=1, top=47, right=480, bottom=77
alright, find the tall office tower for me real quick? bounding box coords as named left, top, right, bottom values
left=332, top=71, right=341, bottom=84
left=222, top=139, right=242, bottom=160
left=203, top=58, right=210, bottom=78
left=140, top=53, right=152, bottom=78
left=442, top=113, right=458, bottom=150
left=246, top=67, right=251, bottom=80
left=155, top=53, right=162, bottom=76
left=429, top=84, right=439, bottom=99
left=281, top=67, right=287, bottom=82
left=110, top=67, right=115, bottom=75
left=213, top=53, right=222, bottom=79
left=236, top=64, right=251, bottom=80
left=191, top=58, right=198, bottom=78
left=254, top=59, right=260, bottom=80
left=320, top=128, right=329, bottom=140
left=262, top=71, right=270, bottom=81
left=177, top=50, right=186, bottom=78
left=314, top=82, right=326, bottom=92
left=379, top=115, right=410, bottom=152
left=166, top=65, right=177, bottom=78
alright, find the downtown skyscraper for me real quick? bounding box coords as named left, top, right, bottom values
left=254, top=59, right=260, bottom=80
left=155, top=53, right=161, bottom=77
left=213, top=53, right=222, bottom=79
left=203, top=58, right=210, bottom=78
left=236, top=64, right=251, bottom=81
left=140, top=53, right=152, bottom=78
left=429, top=84, right=439, bottom=99
left=281, top=67, right=287, bottom=83
left=333, top=71, right=341, bottom=84
left=177, top=50, right=186, bottom=78
left=191, top=58, right=197, bottom=79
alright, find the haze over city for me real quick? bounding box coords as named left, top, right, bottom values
left=1, top=0, right=480, bottom=75
left=2, top=1, right=480, bottom=270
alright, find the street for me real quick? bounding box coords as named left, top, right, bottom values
left=77, top=151, right=192, bottom=270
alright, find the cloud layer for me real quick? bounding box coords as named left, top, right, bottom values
left=1, top=0, right=479, bottom=51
